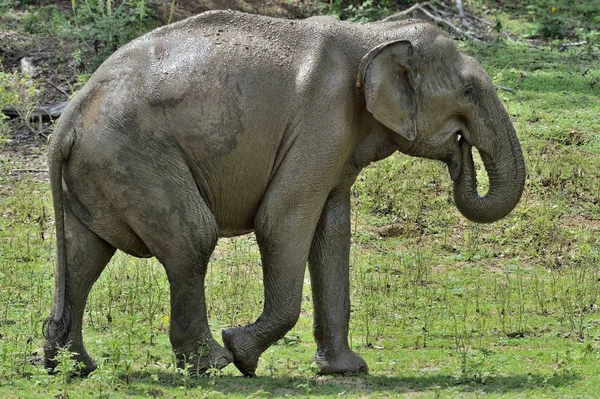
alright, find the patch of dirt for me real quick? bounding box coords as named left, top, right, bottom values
left=561, top=214, right=600, bottom=231
left=374, top=223, right=409, bottom=238
left=1, top=4, right=79, bottom=177
left=0, top=30, right=75, bottom=106
left=2, top=137, right=49, bottom=191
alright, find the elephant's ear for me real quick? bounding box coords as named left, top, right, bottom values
left=357, top=40, right=418, bottom=141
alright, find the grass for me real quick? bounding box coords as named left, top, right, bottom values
left=1, top=3, right=600, bottom=399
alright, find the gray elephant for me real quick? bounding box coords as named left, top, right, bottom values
left=43, top=10, right=525, bottom=377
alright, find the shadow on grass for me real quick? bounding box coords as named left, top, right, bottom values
left=118, top=370, right=580, bottom=396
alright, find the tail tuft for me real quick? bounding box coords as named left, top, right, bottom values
left=42, top=302, right=71, bottom=341
left=42, top=299, right=71, bottom=372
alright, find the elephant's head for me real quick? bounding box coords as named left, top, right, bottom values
left=357, top=24, right=526, bottom=223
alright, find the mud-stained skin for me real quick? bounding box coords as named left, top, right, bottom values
left=43, top=10, right=526, bottom=377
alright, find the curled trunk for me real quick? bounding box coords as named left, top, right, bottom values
left=453, top=124, right=526, bottom=224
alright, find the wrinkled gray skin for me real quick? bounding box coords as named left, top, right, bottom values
left=43, top=10, right=526, bottom=377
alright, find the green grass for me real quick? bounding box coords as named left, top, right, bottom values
left=1, top=4, right=600, bottom=399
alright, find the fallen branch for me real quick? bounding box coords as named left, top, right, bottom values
left=495, top=84, right=515, bottom=93
left=430, top=0, right=452, bottom=12
left=45, top=80, right=70, bottom=99
left=423, top=1, right=452, bottom=18
left=8, top=169, right=49, bottom=174
left=382, top=2, right=483, bottom=43
left=382, top=3, right=428, bottom=22
left=1, top=101, right=69, bottom=121
left=558, top=41, right=587, bottom=51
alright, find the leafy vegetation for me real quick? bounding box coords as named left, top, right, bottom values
left=2, top=0, right=160, bottom=74
left=327, top=0, right=399, bottom=22
left=1, top=0, right=599, bottom=398
left=0, top=70, right=42, bottom=135
left=0, top=75, right=12, bottom=149
left=70, top=0, right=159, bottom=70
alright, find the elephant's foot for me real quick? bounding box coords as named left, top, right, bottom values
left=43, top=342, right=96, bottom=376
left=314, top=348, right=368, bottom=375
left=222, top=327, right=264, bottom=377
left=44, top=316, right=95, bottom=374
left=73, top=351, right=97, bottom=376
left=176, top=339, right=234, bottom=375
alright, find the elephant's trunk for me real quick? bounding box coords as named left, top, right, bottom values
left=453, top=112, right=526, bottom=224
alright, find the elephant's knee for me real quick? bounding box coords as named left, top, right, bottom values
left=275, top=307, right=301, bottom=334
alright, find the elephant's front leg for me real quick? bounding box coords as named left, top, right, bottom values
left=222, top=202, right=321, bottom=376
left=308, top=187, right=368, bottom=374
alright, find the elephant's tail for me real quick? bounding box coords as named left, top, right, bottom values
left=42, top=119, right=76, bottom=342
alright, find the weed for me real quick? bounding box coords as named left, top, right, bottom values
left=0, top=114, right=9, bottom=152
left=52, top=346, right=81, bottom=397
left=329, top=0, right=394, bottom=22
left=71, top=0, right=160, bottom=70
left=296, top=361, right=320, bottom=398
left=0, top=71, right=40, bottom=134
left=88, top=363, right=124, bottom=398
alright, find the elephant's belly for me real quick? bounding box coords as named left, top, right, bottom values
left=210, top=194, right=261, bottom=239
left=218, top=227, right=254, bottom=238
left=191, top=153, right=273, bottom=240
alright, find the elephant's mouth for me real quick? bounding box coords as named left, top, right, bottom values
left=444, top=132, right=463, bottom=182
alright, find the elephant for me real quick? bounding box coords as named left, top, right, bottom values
left=43, top=10, right=526, bottom=377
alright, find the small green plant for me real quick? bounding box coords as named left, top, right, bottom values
left=296, top=362, right=320, bottom=398
left=167, top=0, right=176, bottom=24
left=575, top=27, right=600, bottom=54
left=70, top=0, right=160, bottom=70
left=20, top=5, right=68, bottom=36
left=492, top=270, right=530, bottom=338
left=178, top=359, right=193, bottom=389
left=52, top=346, right=81, bottom=398
left=0, top=70, right=41, bottom=135
left=328, top=0, right=394, bottom=22
left=526, top=4, right=569, bottom=39
left=0, top=115, right=9, bottom=151
left=88, top=362, right=123, bottom=397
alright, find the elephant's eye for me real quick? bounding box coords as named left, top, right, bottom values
left=462, top=84, right=475, bottom=99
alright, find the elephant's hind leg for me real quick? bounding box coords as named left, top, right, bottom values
left=117, top=170, right=233, bottom=374
left=44, top=204, right=116, bottom=374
